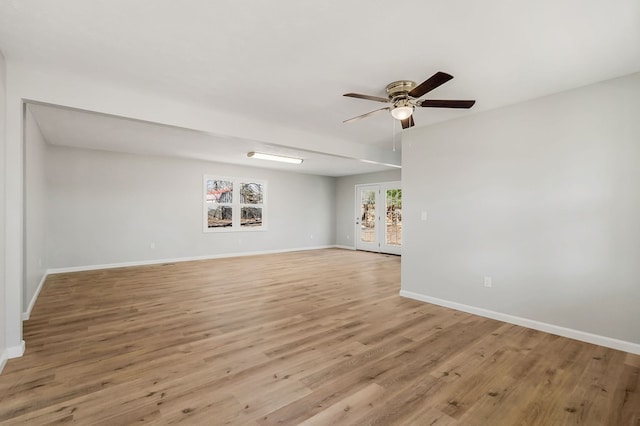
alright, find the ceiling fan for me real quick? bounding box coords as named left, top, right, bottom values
left=343, top=71, right=475, bottom=129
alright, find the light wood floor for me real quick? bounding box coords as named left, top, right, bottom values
left=1, top=249, right=638, bottom=425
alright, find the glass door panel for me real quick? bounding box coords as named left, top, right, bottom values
left=356, top=186, right=380, bottom=252
left=360, top=189, right=376, bottom=243
left=382, top=187, right=402, bottom=255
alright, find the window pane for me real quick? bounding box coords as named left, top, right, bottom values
left=206, top=179, right=233, bottom=204
left=240, top=182, right=263, bottom=204
left=360, top=189, right=376, bottom=243
left=386, top=189, right=402, bottom=246
left=207, top=204, right=233, bottom=228
left=241, top=207, right=262, bottom=227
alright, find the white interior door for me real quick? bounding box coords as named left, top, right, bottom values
left=355, top=182, right=401, bottom=255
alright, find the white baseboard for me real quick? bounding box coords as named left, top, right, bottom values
left=334, top=245, right=356, bottom=250
left=399, top=290, right=640, bottom=355
left=1, top=341, right=26, bottom=373
left=6, top=340, right=26, bottom=359
left=46, top=245, right=339, bottom=274
left=22, top=273, right=48, bottom=321
left=0, top=350, right=7, bottom=374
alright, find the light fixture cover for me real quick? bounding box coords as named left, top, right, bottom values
left=390, top=106, right=414, bottom=120
left=247, top=151, right=303, bottom=164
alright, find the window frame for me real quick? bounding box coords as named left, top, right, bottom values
left=203, top=175, right=267, bottom=233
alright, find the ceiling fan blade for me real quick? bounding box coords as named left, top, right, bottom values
left=400, top=115, right=415, bottom=129
left=343, top=107, right=390, bottom=123
left=418, top=99, right=476, bottom=109
left=408, top=72, right=454, bottom=98
left=343, top=93, right=390, bottom=103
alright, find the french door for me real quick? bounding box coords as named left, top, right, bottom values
left=355, top=182, right=402, bottom=255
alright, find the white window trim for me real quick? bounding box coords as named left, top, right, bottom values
left=203, top=175, right=268, bottom=232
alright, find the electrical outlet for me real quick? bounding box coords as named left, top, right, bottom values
left=484, top=276, right=492, bottom=288
left=150, top=242, right=155, bottom=249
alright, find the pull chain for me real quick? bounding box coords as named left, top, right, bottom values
left=392, top=119, right=397, bottom=152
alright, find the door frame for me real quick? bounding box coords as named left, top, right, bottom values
left=354, top=181, right=402, bottom=255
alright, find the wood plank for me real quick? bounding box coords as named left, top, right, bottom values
left=298, top=383, right=386, bottom=425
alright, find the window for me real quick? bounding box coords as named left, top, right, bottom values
left=240, top=182, right=264, bottom=228
left=204, top=176, right=266, bottom=231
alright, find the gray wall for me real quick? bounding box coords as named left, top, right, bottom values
left=0, top=50, right=7, bottom=364
left=24, top=108, right=48, bottom=312
left=45, top=145, right=336, bottom=268
left=402, top=72, right=640, bottom=344
left=335, top=169, right=401, bottom=248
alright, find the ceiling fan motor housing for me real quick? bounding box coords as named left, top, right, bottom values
left=387, top=81, right=416, bottom=119
left=386, top=80, right=416, bottom=100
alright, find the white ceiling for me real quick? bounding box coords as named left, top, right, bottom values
left=2, top=0, right=640, bottom=175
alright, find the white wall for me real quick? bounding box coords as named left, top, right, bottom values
left=334, top=169, right=401, bottom=248
left=4, top=63, right=23, bottom=353
left=0, top=50, right=7, bottom=370
left=46, top=145, right=335, bottom=268
left=23, top=107, right=48, bottom=314
left=402, top=72, right=640, bottom=347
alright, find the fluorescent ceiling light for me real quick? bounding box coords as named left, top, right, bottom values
left=247, top=151, right=303, bottom=164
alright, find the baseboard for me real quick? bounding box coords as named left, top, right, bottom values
left=22, top=273, right=48, bottom=321
left=334, top=245, right=356, bottom=250
left=46, top=245, right=339, bottom=274
left=0, top=349, right=7, bottom=374
left=399, top=290, right=640, bottom=355
left=2, top=341, right=26, bottom=373
left=6, top=340, right=26, bottom=359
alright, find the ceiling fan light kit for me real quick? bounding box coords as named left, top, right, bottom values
left=390, top=105, right=413, bottom=120
left=343, top=71, right=476, bottom=129
left=247, top=151, right=303, bottom=165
